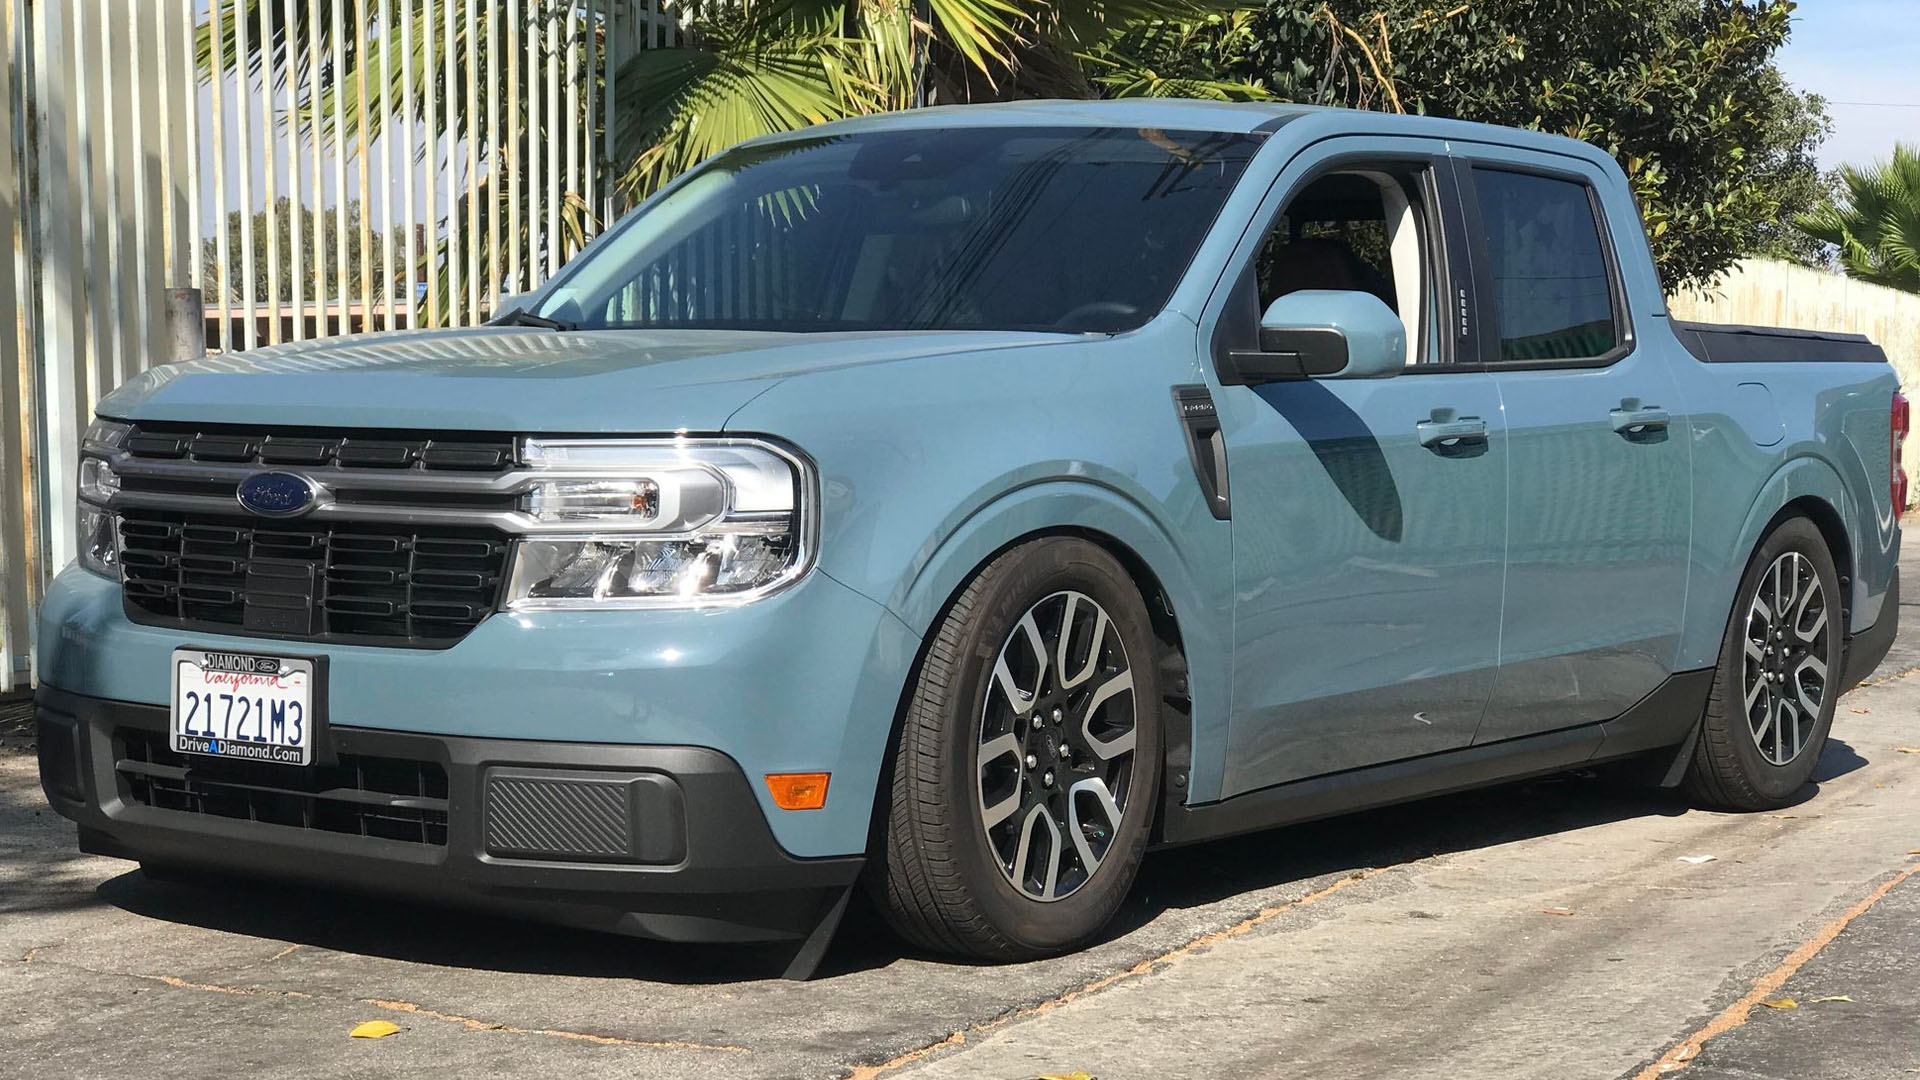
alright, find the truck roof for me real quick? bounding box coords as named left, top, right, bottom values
left=767, top=99, right=1613, bottom=170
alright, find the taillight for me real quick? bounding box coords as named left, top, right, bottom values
left=1893, top=392, right=1909, bottom=514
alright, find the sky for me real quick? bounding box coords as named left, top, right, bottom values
left=1776, top=0, right=1920, bottom=170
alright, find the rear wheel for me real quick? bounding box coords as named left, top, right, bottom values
left=1683, top=517, right=1843, bottom=810
left=871, top=538, right=1162, bottom=960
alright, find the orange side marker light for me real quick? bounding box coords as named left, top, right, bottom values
left=765, top=772, right=830, bottom=810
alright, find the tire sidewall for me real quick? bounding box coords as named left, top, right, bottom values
left=935, top=540, right=1163, bottom=953
left=1716, top=518, right=1844, bottom=801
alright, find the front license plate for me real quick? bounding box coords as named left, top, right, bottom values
left=171, top=649, right=317, bottom=765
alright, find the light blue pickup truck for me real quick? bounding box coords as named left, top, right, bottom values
left=36, top=101, right=1904, bottom=977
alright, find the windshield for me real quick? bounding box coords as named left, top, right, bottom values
left=532, top=126, right=1263, bottom=335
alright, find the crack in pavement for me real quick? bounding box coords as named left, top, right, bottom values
left=135, top=973, right=315, bottom=998
left=841, top=867, right=1391, bottom=1080
left=17, top=950, right=311, bottom=998
left=363, top=998, right=750, bottom=1052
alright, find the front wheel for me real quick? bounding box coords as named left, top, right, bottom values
left=871, top=538, right=1163, bottom=960
left=1683, top=517, right=1843, bottom=810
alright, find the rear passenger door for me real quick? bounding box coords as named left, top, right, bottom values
left=1456, top=152, right=1692, bottom=740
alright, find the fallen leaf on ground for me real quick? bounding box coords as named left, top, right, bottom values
left=1678, top=855, right=1718, bottom=864
left=349, top=1020, right=403, bottom=1039
left=1807, top=995, right=1855, bottom=1004
left=1542, top=907, right=1576, bottom=916
left=1850, top=707, right=1870, bottom=714
left=1761, top=997, right=1798, bottom=1010
left=1896, top=748, right=1920, bottom=755
left=1034, top=1073, right=1095, bottom=1080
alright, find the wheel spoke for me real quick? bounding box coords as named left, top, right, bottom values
left=1792, top=563, right=1817, bottom=625
left=1778, top=698, right=1801, bottom=764
left=1794, top=655, right=1826, bottom=717
left=977, top=733, right=1024, bottom=830
left=1057, top=593, right=1109, bottom=691
left=1081, top=670, right=1136, bottom=760
left=1067, top=777, right=1125, bottom=877
left=1744, top=673, right=1768, bottom=711
left=1011, top=806, right=1063, bottom=900
left=1751, top=696, right=1775, bottom=745
left=992, top=612, right=1049, bottom=717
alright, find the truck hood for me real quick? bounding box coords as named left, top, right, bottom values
left=99, top=326, right=1078, bottom=432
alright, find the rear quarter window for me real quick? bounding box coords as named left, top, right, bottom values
left=1472, top=169, right=1621, bottom=363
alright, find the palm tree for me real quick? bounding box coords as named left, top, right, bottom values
left=610, top=1, right=1267, bottom=197
left=1797, top=145, right=1920, bottom=294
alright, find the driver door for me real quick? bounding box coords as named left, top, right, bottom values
left=1204, top=141, right=1510, bottom=799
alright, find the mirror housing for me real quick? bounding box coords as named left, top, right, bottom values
left=1217, top=289, right=1407, bottom=385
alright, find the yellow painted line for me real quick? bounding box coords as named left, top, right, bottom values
left=364, top=998, right=748, bottom=1053
left=1633, top=860, right=1920, bottom=1078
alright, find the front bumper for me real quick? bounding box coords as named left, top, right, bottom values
left=35, top=565, right=921, bottom=858
left=36, top=685, right=863, bottom=943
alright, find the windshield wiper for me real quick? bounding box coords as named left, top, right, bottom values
left=493, top=309, right=577, bottom=331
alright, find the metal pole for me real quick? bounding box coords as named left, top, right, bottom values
left=285, top=0, right=304, bottom=341
left=166, top=289, right=207, bottom=364
left=259, top=0, right=282, bottom=346
left=331, top=0, right=349, bottom=335
left=401, top=0, right=419, bottom=327
left=444, top=0, right=462, bottom=324
left=235, top=0, right=257, bottom=350
left=421, top=0, right=439, bottom=328
left=355, top=0, right=374, bottom=331
left=379, top=0, right=395, bottom=330
left=506, top=0, right=521, bottom=295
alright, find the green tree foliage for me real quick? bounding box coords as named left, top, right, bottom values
left=609, top=0, right=1266, bottom=199
left=202, top=198, right=421, bottom=305
left=1797, top=145, right=1920, bottom=294
left=1179, top=0, right=1830, bottom=289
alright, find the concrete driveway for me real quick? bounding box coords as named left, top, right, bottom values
left=5, top=550, right=1918, bottom=1080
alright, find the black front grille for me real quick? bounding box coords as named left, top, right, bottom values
left=124, top=422, right=513, bottom=471
left=117, top=728, right=450, bottom=847
left=119, top=509, right=509, bottom=647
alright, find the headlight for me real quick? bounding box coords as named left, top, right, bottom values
left=503, top=437, right=815, bottom=609
left=76, top=419, right=131, bottom=579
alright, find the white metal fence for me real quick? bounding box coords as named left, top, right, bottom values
left=2, top=0, right=673, bottom=691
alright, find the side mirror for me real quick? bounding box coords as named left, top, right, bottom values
left=1218, top=289, right=1407, bottom=385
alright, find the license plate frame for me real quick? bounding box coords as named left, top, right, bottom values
left=169, top=648, right=329, bottom=766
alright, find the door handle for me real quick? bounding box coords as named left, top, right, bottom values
left=1610, top=404, right=1671, bottom=436
left=1416, top=416, right=1489, bottom=449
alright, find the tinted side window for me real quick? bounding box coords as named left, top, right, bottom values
left=1472, top=169, right=1620, bottom=362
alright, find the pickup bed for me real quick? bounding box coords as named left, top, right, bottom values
left=35, top=101, right=1904, bottom=975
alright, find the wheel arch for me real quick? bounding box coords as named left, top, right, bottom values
left=867, top=480, right=1233, bottom=852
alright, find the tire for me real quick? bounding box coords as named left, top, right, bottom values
left=871, top=538, right=1163, bottom=960
left=1683, top=517, right=1844, bottom=810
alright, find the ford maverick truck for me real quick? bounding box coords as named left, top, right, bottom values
left=36, top=101, right=1903, bottom=977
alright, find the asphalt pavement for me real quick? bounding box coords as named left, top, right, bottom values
left=3, top=547, right=1918, bottom=1080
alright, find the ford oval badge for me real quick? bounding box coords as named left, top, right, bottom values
left=236, top=471, right=320, bottom=518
